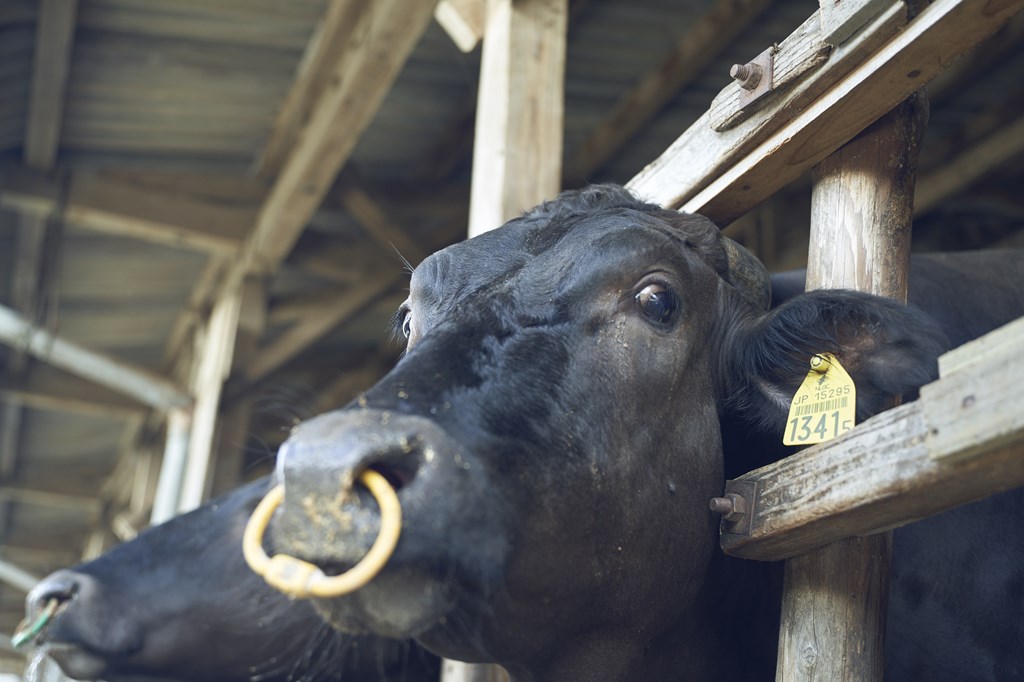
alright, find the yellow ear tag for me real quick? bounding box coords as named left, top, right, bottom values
left=783, top=353, right=856, bottom=446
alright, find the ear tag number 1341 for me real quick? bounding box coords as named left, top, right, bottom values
left=783, top=353, right=856, bottom=446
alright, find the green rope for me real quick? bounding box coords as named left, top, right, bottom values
left=12, top=599, right=58, bottom=649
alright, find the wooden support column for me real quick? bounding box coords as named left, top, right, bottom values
left=776, top=93, right=927, bottom=681
left=468, top=0, right=568, bottom=237
left=177, top=287, right=243, bottom=513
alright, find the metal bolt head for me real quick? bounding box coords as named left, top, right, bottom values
left=730, top=62, right=763, bottom=91
left=709, top=496, right=734, bottom=515
left=709, top=492, right=748, bottom=522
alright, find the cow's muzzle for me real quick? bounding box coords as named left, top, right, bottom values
left=247, top=409, right=461, bottom=602
left=243, top=469, right=400, bottom=598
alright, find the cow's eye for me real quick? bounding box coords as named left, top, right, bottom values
left=635, top=284, right=678, bottom=324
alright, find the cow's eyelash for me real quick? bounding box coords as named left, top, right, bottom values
left=389, top=306, right=410, bottom=342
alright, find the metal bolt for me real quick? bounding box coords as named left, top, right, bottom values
left=709, top=492, right=748, bottom=522
left=730, top=62, right=763, bottom=91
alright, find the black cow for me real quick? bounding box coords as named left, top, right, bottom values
left=268, top=186, right=1022, bottom=680
left=21, top=478, right=440, bottom=682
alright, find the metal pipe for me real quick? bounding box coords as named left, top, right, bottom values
left=0, top=557, right=40, bottom=593
left=0, top=304, right=191, bottom=410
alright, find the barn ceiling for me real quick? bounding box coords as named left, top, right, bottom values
left=0, top=0, right=1021, bottom=670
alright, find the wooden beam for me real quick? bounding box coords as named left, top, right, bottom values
left=0, top=370, right=147, bottom=420
left=8, top=214, right=49, bottom=374
left=252, top=0, right=374, bottom=178
left=0, top=486, right=100, bottom=513
left=468, top=0, right=568, bottom=236
left=0, top=168, right=255, bottom=255
left=24, top=0, right=78, bottom=170
left=246, top=275, right=402, bottom=383
left=628, top=0, right=1022, bottom=224
left=686, top=0, right=1019, bottom=224
left=177, top=287, right=243, bottom=513
left=914, top=116, right=1024, bottom=216
left=240, top=0, right=440, bottom=276
left=626, top=0, right=906, bottom=212
left=721, top=321, right=1024, bottom=562
left=0, top=304, right=191, bottom=410
left=336, top=172, right=427, bottom=263
left=435, top=0, right=485, bottom=53
left=564, top=0, right=774, bottom=185
left=0, top=405, right=21, bottom=481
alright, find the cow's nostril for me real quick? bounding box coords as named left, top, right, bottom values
left=368, top=462, right=414, bottom=492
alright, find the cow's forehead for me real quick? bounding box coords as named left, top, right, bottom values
left=413, top=207, right=703, bottom=299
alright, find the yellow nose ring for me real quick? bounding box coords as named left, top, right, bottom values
left=242, top=469, right=402, bottom=599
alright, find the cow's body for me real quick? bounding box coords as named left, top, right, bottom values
left=24, top=478, right=440, bottom=682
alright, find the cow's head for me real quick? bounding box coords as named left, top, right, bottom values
left=264, top=185, right=945, bottom=678
left=23, top=479, right=438, bottom=682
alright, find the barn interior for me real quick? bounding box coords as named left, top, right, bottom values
left=0, top=0, right=1021, bottom=675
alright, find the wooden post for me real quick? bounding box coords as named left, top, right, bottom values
left=450, top=0, right=566, bottom=679
left=177, top=287, right=243, bottom=513
left=467, top=0, right=567, bottom=237
left=150, top=407, right=191, bottom=525
left=776, top=94, right=927, bottom=681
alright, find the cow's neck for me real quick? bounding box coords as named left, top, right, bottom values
left=503, top=552, right=779, bottom=682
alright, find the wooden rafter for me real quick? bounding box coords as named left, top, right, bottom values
left=564, top=0, right=774, bottom=186
left=915, top=116, right=1024, bottom=216
left=435, top=0, right=485, bottom=53
left=0, top=369, right=147, bottom=421
left=0, top=168, right=256, bottom=255
left=24, top=0, right=78, bottom=170
left=238, top=0, right=440, bottom=278
left=252, top=0, right=374, bottom=179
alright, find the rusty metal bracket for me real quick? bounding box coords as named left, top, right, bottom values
left=711, top=479, right=759, bottom=537
left=732, top=47, right=775, bottom=108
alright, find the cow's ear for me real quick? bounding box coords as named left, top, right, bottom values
left=722, top=290, right=948, bottom=435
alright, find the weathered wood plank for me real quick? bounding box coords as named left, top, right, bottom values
left=720, top=320, right=1024, bottom=562
left=24, top=0, right=77, bottom=170
left=628, top=0, right=1021, bottom=225
left=924, top=318, right=1024, bottom=463
left=682, top=0, right=1022, bottom=225
left=626, top=0, right=905, bottom=210
left=468, top=0, right=568, bottom=236
left=435, top=0, right=485, bottom=53
left=707, top=9, right=831, bottom=133
left=820, top=0, right=893, bottom=45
